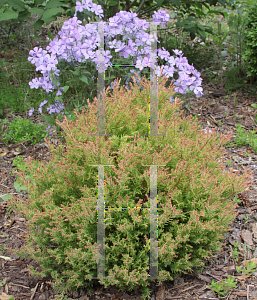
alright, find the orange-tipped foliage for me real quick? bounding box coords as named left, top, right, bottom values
left=8, top=68, right=253, bottom=299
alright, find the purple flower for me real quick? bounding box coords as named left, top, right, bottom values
left=27, top=0, right=203, bottom=117
left=39, top=100, right=48, bottom=113
left=29, top=108, right=34, bottom=116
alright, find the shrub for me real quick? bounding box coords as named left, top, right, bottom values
left=242, top=2, right=257, bottom=83
left=7, top=70, right=253, bottom=299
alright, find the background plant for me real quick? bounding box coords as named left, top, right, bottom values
left=233, top=123, right=257, bottom=154
left=242, top=2, right=257, bottom=84
left=0, top=0, right=241, bottom=43
left=1, top=116, right=49, bottom=145
left=26, top=2, right=203, bottom=136
left=236, top=260, right=257, bottom=276
left=6, top=73, right=253, bottom=299
left=209, top=275, right=237, bottom=298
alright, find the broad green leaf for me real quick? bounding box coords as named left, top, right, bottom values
left=7, top=0, right=26, bottom=11
left=79, top=76, right=89, bottom=84
left=187, top=16, right=196, bottom=22
left=33, top=18, right=44, bottom=31
left=34, top=0, right=45, bottom=6
left=55, top=95, right=64, bottom=102
left=197, top=29, right=206, bottom=41
left=63, top=85, right=69, bottom=93
left=41, top=7, right=63, bottom=21
left=29, top=7, right=45, bottom=14
left=17, top=10, right=31, bottom=21
left=108, top=1, right=118, bottom=6
left=190, top=31, right=196, bottom=40
left=197, top=23, right=205, bottom=31
left=14, top=181, right=28, bottom=192
left=81, top=70, right=92, bottom=77
left=156, top=0, right=165, bottom=7
left=44, top=115, right=58, bottom=125
left=218, top=0, right=226, bottom=6
left=45, top=0, right=67, bottom=9
left=44, top=13, right=63, bottom=25
left=0, top=0, right=9, bottom=6
left=176, top=21, right=183, bottom=27
left=69, top=69, right=80, bottom=76
left=0, top=7, right=19, bottom=21
left=170, top=0, right=180, bottom=6
left=207, top=10, right=220, bottom=15
left=219, top=11, right=228, bottom=18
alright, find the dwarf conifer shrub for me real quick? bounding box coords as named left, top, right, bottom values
left=8, top=70, right=253, bottom=299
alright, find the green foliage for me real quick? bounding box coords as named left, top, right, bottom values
left=233, top=123, right=257, bottom=153
left=209, top=275, right=237, bottom=298
left=223, top=65, right=249, bottom=92
left=1, top=117, right=49, bottom=145
left=236, top=260, right=257, bottom=275
left=229, top=241, right=240, bottom=262
left=0, top=0, right=241, bottom=42
left=242, top=2, right=257, bottom=83
left=6, top=72, right=253, bottom=299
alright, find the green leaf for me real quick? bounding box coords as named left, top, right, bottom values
left=79, top=76, right=89, bottom=84
left=6, top=0, right=26, bottom=11
left=63, top=85, right=69, bottom=93
left=44, top=115, right=58, bottom=125
left=41, top=7, right=63, bottom=22
left=170, top=0, right=180, bottom=6
left=33, top=18, right=44, bottom=31
left=0, top=0, right=9, bottom=7
left=0, top=7, right=19, bottom=21
left=207, top=9, right=220, bottom=15
left=0, top=194, right=13, bottom=201
left=156, top=0, right=165, bottom=7
left=45, top=0, right=67, bottom=9
left=218, top=0, right=226, bottom=6
left=34, top=0, right=45, bottom=6
left=251, top=104, right=257, bottom=108
left=44, top=13, right=63, bottom=25
left=197, top=29, right=206, bottom=40
left=197, top=23, right=205, bottom=31
left=69, top=69, right=80, bottom=76
left=176, top=21, right=184, bottom=27
left=194, top=9, right=205, bottom=18
left=17, top=10, right=31, bottom=21
left=14, top=181, right=28, bottom=192
left=190, top=31, right=196, bottom=40
left=29, top=7, right=45, bottom=15
left=80, top=70, right=92, bottom=77
left=108, top=1, right=118, bottom=6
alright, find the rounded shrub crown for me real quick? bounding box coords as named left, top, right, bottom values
left=9, top=69, right=253, bottom=299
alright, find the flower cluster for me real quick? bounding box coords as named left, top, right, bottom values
left=28, top=0, right=203, bottom=116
